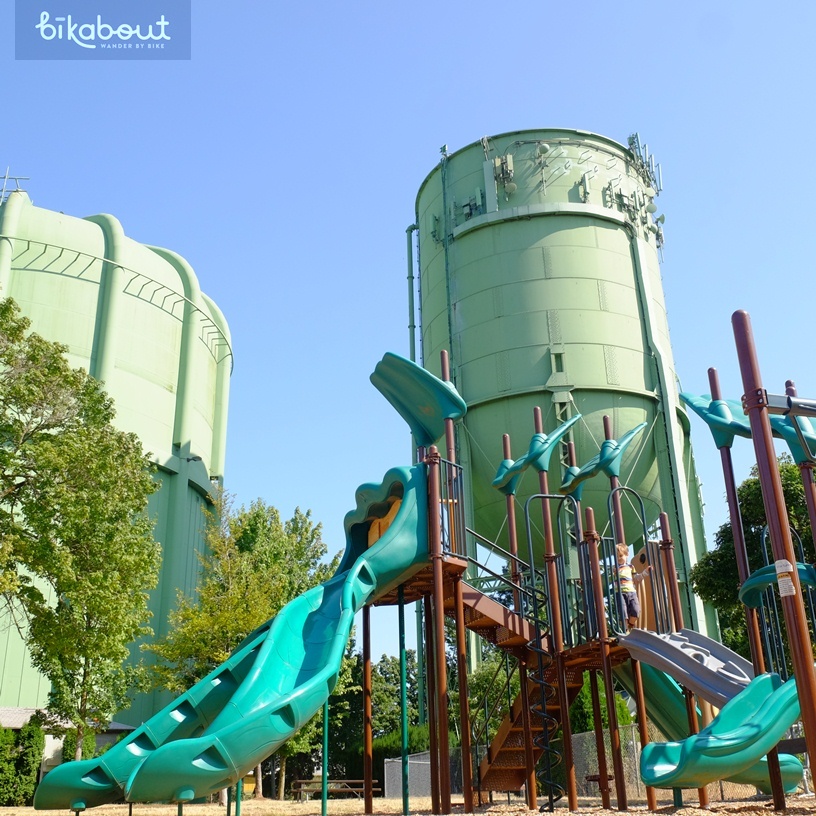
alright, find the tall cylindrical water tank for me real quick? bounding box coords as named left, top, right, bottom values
left=414, top=129, right=711, bottom=632
left=0, top=190, right=232, bottom=723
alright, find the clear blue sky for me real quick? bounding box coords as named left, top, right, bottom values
left=4, top=1, right=815, bottom=657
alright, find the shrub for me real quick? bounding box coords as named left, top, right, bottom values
left=0, top=719, right=46, bottom=805
left=61, top=728, right=96, bottom=762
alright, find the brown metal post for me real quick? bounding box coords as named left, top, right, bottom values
left=589, top=671, right=612, bottom=809
left=362, top=605, right=374, bottom=815
left=709, top=368, right=785, bottom=812
left=585, top=507, right=627, bottom=810
left=656, top=518, right=707, bottom=807
left=733, top=310, right=816, bottom=777
left=657, top=523, right=681, bottom=634
left=454, top=577, right=474, bottom=813
left=601, top=417, right=656, bottom=810
left=708, top=368, right=767, bottom=673
left=427, top=446, right=452, bottom=815
left=532, top=408, right=577, bottom=809
left=534, top=406, right=563, bottom=604
left=424, top=595, right=440, bottom=814
left=500, top=434, right=536, bottom=808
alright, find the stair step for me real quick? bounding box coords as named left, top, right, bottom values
left=495, top=626, right=528, bottom=647
left=464, top=610, right=494, bottom=627
left=484, top=749, right=527, bottom=769
left=480, top=769, right=528, bottom=791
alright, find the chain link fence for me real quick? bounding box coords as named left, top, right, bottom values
left=384, top=750, right=462, bottom=798
left=384, top=723, right=810, bottom=804
left=567, top=722, right=760, bottom=805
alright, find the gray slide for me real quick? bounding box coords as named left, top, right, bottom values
left=620, top=628, right=754, bottom=707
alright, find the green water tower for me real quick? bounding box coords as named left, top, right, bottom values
left=413, top=129, right=712, bottom=632
left=0, top=190, right=231, bottom=723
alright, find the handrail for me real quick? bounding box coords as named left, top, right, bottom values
left=465, top=526, right=534, bottom=572
left=461, top=553, right=545, bottom=625
left=470, top=655, right=519, bottom=751
left=523, top=491, right=582, bottom=810
left=758, top=525, right=815, bottom=680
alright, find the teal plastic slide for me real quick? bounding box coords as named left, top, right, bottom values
left=615, top=663, right=802, bottom=792
left=35, top=464, right=429, bottom=809
left=640, top=672, right=802, bottom=790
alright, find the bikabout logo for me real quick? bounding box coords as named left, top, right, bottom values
left=16, top=0, right=191, bottom=60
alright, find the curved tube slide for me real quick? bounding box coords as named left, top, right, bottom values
left=35, top=465, right=428, bottom=809
left=640, top=673, right=802, bottom=791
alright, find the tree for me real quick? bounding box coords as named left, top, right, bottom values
left=0, top=298, right=161, bottom=755
left=461, top=648, right=521, bottom=747
left=567, top=675, right=633, bottom=734
left=0, top=716, right=46, bottom=806
left=690, top=456, right=812, bottom=659
left=150, top=494, right=337, bottom=690
left=15, top=718, right=46, bottom=805
left=61, top=728, right=96, bottom=763
left=371, top=652, right=419, bottom=739
left=149, top=494, right=341, bottom=796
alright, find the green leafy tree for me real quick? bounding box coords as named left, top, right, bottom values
left=567, top=675, right=633, bottom=734
left=325, top=640, right=364, bottom=778
left=371, top=652, right=419, bottom=739
left=15, top=718, right=46, bottom=805
left=464, top=649, right=521, bottom=747
left=61, top=728, right=96, bottom=762
left=690, top=457, right=812, bottom=659
left=0, top=717, right=47, bottom=806
left=0, top=298, right=161, bottom=755
left=150, top=494, right=337, bottom=691
left=149, top=494, right=342, bottom=796
left=0, top=728, right=16, bottom=805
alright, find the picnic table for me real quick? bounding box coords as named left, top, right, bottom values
left=292, top=779, right=381, bottom=801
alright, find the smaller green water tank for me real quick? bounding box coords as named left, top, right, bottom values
left=0, top=190, right=232, bottom=722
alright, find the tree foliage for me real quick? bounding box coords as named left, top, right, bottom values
left=149, top=494, right=338, bottom=692
left=463, top=649, right=521, bottom=746
left=568, top=675, right=633, bottom=734
left=690, top=456, right=813, bottom=659
left=0, top=717, right=45, bottom=805
left=0, top=298, right=161, bottom=751
left=61, top=728, right=96, bottom=763
left=148, top=494, right=346, bottom=797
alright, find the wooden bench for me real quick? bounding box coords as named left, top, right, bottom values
left=292, top=779, right=381, bottom=801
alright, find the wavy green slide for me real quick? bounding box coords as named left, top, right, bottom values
left=615, top=663, right=802, bottom=792
left=35, top=464, right=429, bottom=809
left=638, top=672, right=802, bottom=791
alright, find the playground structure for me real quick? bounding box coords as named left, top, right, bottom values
left=32, top=311, right=816, bottom=814
left=26, top=128, right=816, bottom=812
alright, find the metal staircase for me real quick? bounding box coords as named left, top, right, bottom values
left=442, top=578, right=583, bottom=794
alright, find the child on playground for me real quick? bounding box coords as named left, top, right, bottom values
left=615, top=543, right=650, bottom=630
